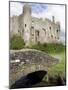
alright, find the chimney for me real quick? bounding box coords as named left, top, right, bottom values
left=52, top=16, right=55, bottom=23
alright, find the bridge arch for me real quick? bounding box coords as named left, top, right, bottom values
left=10, top=70, right=47, bottom=88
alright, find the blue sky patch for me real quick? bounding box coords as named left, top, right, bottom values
left=30, top=4, right=48, bottom=14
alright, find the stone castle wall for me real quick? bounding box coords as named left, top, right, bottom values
left=10, top=4, right=60, bottom=46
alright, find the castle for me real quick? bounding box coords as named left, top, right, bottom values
left=10, top=4, right=60, bottom=46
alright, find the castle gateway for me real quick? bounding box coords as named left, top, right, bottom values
left=10, top=4, right=60, bottom=46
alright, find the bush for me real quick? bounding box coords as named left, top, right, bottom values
left=10, top=35, right=25, bottom=50
left=30, top=43, right=65, bottom=54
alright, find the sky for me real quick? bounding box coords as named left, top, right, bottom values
left=10, top=2, right=65, bottom=44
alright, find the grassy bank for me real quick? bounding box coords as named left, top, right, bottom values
left=29, top=43, right=66, bottom=83
left=29, top=43, right=65, bottom=54
left=48, top=52, right=65, bottom=77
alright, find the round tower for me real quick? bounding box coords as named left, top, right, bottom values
left=23, top=4, right=32, bottom=46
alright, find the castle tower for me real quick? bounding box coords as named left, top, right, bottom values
left=23, top=4, right=32, bottom=46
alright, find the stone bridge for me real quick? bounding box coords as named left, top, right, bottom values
left=10, top=49, right=59, bottom=87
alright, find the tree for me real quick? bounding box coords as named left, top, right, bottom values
left=10, top=35, right=25, bottom=49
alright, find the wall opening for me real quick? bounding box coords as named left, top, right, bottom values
left=49, top=26, right=51, bottom=30
left=25, top=24, right=27, bottom=27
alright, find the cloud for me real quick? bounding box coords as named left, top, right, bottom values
left=10, top=2, right=23, bottom=17
left=30, top=3, right=47, bottom=14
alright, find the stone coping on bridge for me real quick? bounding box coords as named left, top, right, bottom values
left=10, top=48, right=59, bottom=64
left=10, top=48, right=48, bottom=53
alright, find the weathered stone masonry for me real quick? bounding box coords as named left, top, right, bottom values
left=10, top=4, right=60, bottom=46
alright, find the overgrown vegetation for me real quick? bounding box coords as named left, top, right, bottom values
left=47, top=51, right=66, bottom=85
left=10, top=36, right=66, bottom=85
left=10, top=35, right=25, bottom=50
left=10, top=35, right=65, bottom=54
left=29, top=43, right=66, bottom=83
left=49, top=52, right=65, bottom=75
left=29, top=43, right=65, bottom=54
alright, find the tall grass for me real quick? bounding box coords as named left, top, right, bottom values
left=30, top=43, right=66, bottom=79
left=29, top=43, right=65, bottom=54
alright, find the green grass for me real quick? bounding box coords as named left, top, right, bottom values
left=48, top=51, right=65, bottom=78
left=29, top=43, right=65, bottom=54
left=29, top=43, right=66, bottom=78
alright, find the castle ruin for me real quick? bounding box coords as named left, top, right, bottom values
left=10, top=4, right=60, bottom=46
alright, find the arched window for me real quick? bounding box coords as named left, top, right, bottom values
left=49, top=26, right=51, bottom=30
left=36, top=30, right=39, bottom=37
left=37, top=31, right=39, bottom=36
left=25, top=24, right=26, bottom=27
left=57, top=29, right=59, bottom=32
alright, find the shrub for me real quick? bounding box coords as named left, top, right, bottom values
left=30, top=43, right=65, bottom=54
left=10, top=35, right=25, bottom=50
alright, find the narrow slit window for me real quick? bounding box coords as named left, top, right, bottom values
left=25, top=24, right=26, bottom=27
left=57, top=29, right=58, bottom=32
left=49, top=26, right=51, bottom=30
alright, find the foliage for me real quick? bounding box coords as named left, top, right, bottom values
left=29, top=43, right=66, bottom=79
left=48, top=51, right=65, bottom=79
left=29, top=43, right=65, bottom=54
left=10, top=35, right=25, bottom=50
